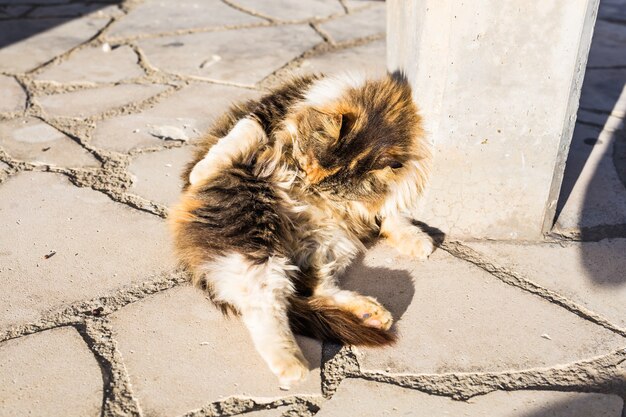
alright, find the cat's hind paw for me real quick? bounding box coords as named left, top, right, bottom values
left=344, top=295, right=394, bottom=331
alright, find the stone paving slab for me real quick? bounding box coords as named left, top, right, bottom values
left=0, top=75, right=25, bottom=113
left=92, top=83, right=259, bottom=152
left=296, top=39, right=386, bottom=76
left=0, top=14, right=109, bottom=73
left=38, top=83, right=169, bottom=118
left=555, top=21, right=626, bottom=234
left=0, top=118, right=99, bottom=167
left=233, top=0, right=344, bottom=21
left=599, top=0, right=626, bottom=23
left=28, top=3, right=123, bottom=19
left=0, top=0, right=72, bottom=4
left=129, top=145, right=194, bottom=207
left=577, top=109, right=625, bottom=130
left=107, top=0, right=262, bottom=39
left=579, top=69, right=626, bottom=117
left=556, top=123, right=626, bottom=231
left=138, top=25, right=320, bottom=84
left=0, top=5, right=30, bottom=18
left=0, top=327, right=102, bottom=417
left=346, top=244, right=625, bottom=374
left=318, top=3, right=385, bottom=43
left=35, top=44, right=144, bottom=84
left=343, top=0, right=381, bottom=11
left=0, top=172, right=174, bottom=329
left=110, top=286, right=322, bottom=417
left=316, top=379, right=624, bottom=417
left=467, top=239, right=626, bottom=329
left=588, top=20, right=626, bottom=68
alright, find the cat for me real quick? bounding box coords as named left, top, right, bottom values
left=169, top=72, right=433, bottom=389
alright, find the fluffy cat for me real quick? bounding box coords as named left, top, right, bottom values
left=170, top=73, right=432, bottom=389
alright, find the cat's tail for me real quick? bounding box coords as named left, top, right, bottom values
left=288, top=296, right=397, bottom=346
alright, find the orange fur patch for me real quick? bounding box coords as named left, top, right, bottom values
left=303, top=157, right=341, bottom=184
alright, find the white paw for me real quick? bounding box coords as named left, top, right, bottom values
left=189, top=157, right=214, bottom=185
left=269, top=353, right=310, bottom=390
left=396, top=232, right=435, bottom=260
left=189, top=118, right=267, bottom=186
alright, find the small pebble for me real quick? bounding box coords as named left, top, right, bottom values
left=541, top=333, right=552, bottom=340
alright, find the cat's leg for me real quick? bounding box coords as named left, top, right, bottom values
left=204, top=252, right=309, bottom=390
left=189, top=117, right=267, bottom=185
left=379, top=214, right=435, bottom=260
left=307, top=229, right=394, bottom=331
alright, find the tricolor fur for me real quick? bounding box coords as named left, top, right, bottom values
left=170, top=73, right=432, bottom=389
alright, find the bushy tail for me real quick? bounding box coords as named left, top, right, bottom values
left=288, top=296, right=396, bottom=346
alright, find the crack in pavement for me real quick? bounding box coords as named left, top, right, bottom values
left=77, top=319, right=142, bottom=417
left=0, top=269, right=188, bottom=343
left=181, top=395, right=322, bottom=417
left=220, top=0, right=278, bottom=23
left=550, top=224, right=626, bottom=242
left=258, top=32, right=385, bottom=90
left=355, top=347, right=626, bottom=401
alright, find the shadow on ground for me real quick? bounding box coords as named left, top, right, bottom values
left=0, top=1, right=121, bottom=49
left=342, top=255, right=415, bottom=325
left=519, top=389, right=626, bottom=417
left=555, top=1, right=626, bottom=286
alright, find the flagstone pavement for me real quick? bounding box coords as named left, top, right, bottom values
left=0, top=0, right=625, bottom=416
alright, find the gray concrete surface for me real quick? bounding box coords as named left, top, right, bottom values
left=0, top=1, right=625, bottom=416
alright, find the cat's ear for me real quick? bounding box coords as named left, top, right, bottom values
left=338, top=113, right=355, bottom=140
left=389, top=71, right=411, bottom=90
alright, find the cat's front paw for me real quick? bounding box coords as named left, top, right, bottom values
left=269, top=352, right=310, bottom=390
left=396, top=232, right=435, bottom=260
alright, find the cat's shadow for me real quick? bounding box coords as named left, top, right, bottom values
left=339, top=252, right=415, bottom=325
left=338, top=222, right=445, bottom=328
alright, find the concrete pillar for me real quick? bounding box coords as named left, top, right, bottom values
left=388, top=0, right=600, bottom=240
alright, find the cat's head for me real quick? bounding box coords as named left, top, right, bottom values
left=284, top=73, right=428, bottom=208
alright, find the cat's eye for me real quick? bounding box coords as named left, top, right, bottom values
left=389, top=161, right=403, bottom=169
